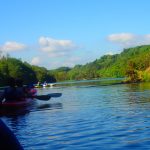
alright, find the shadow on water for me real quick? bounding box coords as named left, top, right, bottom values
left=36, top=102, right=63, bottom=111
left=0, top=102, right=63, bottom=117
left=0, top=107, right=31, bottom=117
left=0, top=107, right=31, bottom=136
left=1, top=102, right=63, bottom=141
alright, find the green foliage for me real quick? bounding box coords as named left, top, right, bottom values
left=1, top=45, right=150, bottom=85
left=48, top=45, right=150, bottom=81
left=55, top=67, right=71, bottom=72
left=141, top=72, right=150, bottom=81
left=125, top=61, right=139, bottom=82
left=49, top=67, right=71, bottom=81
left=0, top=55, right=56, bottom=86
left=140, top=69, right=150, bottom=82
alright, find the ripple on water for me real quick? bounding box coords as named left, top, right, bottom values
left=2, top=81, right=150, bottom=150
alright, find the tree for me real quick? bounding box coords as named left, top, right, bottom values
left=125, top=61, right=140, bottom=82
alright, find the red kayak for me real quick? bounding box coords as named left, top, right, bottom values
left=0, top=88, right=37, bottom=108
left=0, top=98, right=34, bottom=107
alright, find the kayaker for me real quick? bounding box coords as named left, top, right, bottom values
left=24, top=83, right=37, bottom=97
left=0, top=78, right=36, bottom=102
left=15, top=79, right=26, bottom=100
left=15, top=79, right=37, bottom=99
left=43, top=81, right=48, bottom=86
left=37, top=81, right=39, bottom=85
left=0, top=77, right=17, bottom=102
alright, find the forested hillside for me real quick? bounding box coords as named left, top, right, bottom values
left=50, top=45, right=150, bottom=81
left=1, top=45, right=150, bottom=86
left=0, top=57, right=56, bottom=86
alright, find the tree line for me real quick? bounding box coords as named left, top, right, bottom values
left=50, top=45, right=150, bottom=82
left=1, top=45, right=150, bottom=86
left=0, top=56, right=56, bottom=86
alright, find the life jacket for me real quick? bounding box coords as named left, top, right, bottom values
left=15, top=87, right=25, bottom=100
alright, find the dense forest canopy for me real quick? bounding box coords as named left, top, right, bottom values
left=63, top=45, right=150, bottom=81
left=0, top=56, right=56, bottom=86
left=1, top=45, right=150, bottom=86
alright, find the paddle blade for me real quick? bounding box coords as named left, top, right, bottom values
left=35, top=95, right=51, bottom=101
left=33, top=93, right=62, bottom=101
left=48, top=93, right=62, bottom=98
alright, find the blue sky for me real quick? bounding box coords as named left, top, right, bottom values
left=0, top=0, right=150, bottom=69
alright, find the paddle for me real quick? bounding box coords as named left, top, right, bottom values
left=48, top=93, right=62, bottom=98
left=32, top=93, right=62, bottom=101
left=33, top=95, right=51, bottom=100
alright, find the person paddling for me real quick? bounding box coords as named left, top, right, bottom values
left=15, top=79, right=26, bottom=100
left=0, top=77, right=37, bottom=102
left=0, top=77, right=17, bottom=102
left=25, top=84, right=37, bottom=97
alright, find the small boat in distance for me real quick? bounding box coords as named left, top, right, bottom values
left=34, top=81, right=43, bottom=88
left=49, top=83, right=54, bottom=87
left=34, top=81, right=55, bottom=88
left=43, top=81, right=48, bottom=88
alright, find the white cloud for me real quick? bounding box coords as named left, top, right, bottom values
left=62, top=56, right=81, bottom=67
left=0, top=41, right=26, bottom=52
left=105, top=51, right=114, bottom=55
left=43, top=56, right=82, bottom=69
left=31, top=57, right=41, bottom=65
left=38, top=36, right=77, bottom=57
left=107, top=33, right=134, bottom=42
left=107, top=33, right=150, bottom=47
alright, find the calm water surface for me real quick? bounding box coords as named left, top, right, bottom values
left=1, top=79, right=150, bottom=150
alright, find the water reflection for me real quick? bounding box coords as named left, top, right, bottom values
left=124, top=82, right=150, bottom=92
left=0, top=102, right=63, bottom=118
left=124, top=83, right=150, bottom=105
left=0, top=107, right=31, bottom=117
left=37, top=102, right=63, bottom=110
left=52, top=78, right=124, bottom=88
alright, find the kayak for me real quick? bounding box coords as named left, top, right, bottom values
left=0, top=98, right=35, bottom=116
left=0, top=88, right=37, bottom=108
left=35, top=85, right=50, bottom=88
left=0, top=98, right=34, bottom=108
left=34, top=85, right=43, bottom=88
left=43, top=84, right=49, bottom=88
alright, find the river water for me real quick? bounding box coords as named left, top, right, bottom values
left=1, top=79, right=150, bottom=150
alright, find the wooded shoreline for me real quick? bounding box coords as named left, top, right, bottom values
left=1, top=45, right=150, bottom=86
